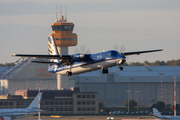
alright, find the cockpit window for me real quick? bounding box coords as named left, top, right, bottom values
left=111, top=51, right=119, bottom=55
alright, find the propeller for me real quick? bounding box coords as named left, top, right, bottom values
left=113, top=44, right=128, bottom=63
left=113, top=45, right=126, bottom=53
left=74, top=45, right=91, bottom=54
left=74, top=45, right=91, bottom=59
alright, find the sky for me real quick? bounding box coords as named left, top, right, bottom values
left=0, top=0, right=180, bottom=64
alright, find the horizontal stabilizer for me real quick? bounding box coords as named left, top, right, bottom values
left=12, top=54, right=71, bottom=60
left=122, top=49, right=163, bottom=56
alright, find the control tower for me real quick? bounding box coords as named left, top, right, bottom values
left=48, top=15, right=77, bottom=90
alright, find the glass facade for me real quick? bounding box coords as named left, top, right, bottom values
left=52, top=25, right=74, bottom=31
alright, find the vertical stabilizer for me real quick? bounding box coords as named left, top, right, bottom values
left=27, top=92, right=42, bottom=109
left=48, top=35, right=59, bottom=64
left=153, top=108, right=162, bottom=117
left=48, top=35, right=58, bottom=55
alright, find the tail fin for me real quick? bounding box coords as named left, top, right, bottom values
left=27, top=92, right=42, bottom=109
left=152, top=108, right=162, bottom=117
left=48, top=35, right=58, bottom=55
left=48, top=35, right=58, bottom=64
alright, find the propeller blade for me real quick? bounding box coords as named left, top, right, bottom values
left=120, top=45, right=126, bottom=53
left=74, top=47, right=80, bottom=54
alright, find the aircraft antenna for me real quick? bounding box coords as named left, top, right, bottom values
left=55, top=5, right=58, bottom=22
left=60, top=6, right=62, bottom=21
left=56, top=5, right=57, bottom=20
left=65, top=5, right=67, bottom=22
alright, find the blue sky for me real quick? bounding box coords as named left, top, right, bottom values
left=0, top=0, right=180, bottom=63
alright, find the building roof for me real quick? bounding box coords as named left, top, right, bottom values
left=79, top=66, right=180, bottom=77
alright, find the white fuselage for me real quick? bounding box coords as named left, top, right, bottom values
left=56, top=58, right=122, bottom=75
left=0, top=108, right=38, bottom=118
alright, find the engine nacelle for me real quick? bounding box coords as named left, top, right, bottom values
left=1, top=116, right=12, bottom=120
left=79, top=54, right=85, bottom=58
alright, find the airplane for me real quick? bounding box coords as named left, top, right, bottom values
left=12, top=35, right=163, bottom=76
left=0, top=93, right=42, bottom=120
left=153, top=108, right=180, bottom=120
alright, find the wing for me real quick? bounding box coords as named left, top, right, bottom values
left=12, top=54, right=71, bottom=60
left=122, top=49, right=163, bottom=56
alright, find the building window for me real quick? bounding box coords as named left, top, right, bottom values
left=60, top=101, right=63, bottom=105
left=87, top=95, right=90, bottom=98
left=91, top=95, right=95, bottom=98
left=9, top=102, right=13, bottom=105
left=77, top=108, right=81, bottom=111
left=55, top=101, right=58, bottom=105
left=65, top=107, right=68, bottom=111
left=82, top=95, right=86, bottom=98
left=77, top=95, right=81, bottom=98
left=45, top=108, right=49, bottom=111
left=4, top=102, right=8, bottom=105
left=92, top=108, right=95, bottom=111
left=50, top=101, right=54, bottom=105
left=77, top=101, right=81, bottom=105
left=16, top=102, right=19, bottom=105
left=64, top=101, right=68, bottom=105
left=69, top=107, right=73, bottom=111
left=91, top=101, right=95, bottom=105
left=50, top=108, right=54, bottom=111
left=0, top=102, right=3, bottom=105
left=54, top=108, right=59, bottom=111
left=87, top=108, right=90, bottom=111
left=69, top=101, right=73, bottom=105
left=87, top=101, right=90, bottom=105
left=26, top=102, right=30, bottom=105
left=45, top=102, right=49, bottom=105
left=40, top=102, right=44, bottom=105
left=82, top=101, right=86, bottom=105
left=82, top=108, right=86, bottom=111
left=60, top=108, right=63, bottom=111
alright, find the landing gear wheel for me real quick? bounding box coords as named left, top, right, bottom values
left=102, top=68, right=108, bottom=74
left=119, top=67, right=123, bottom=71
left=66, top=71, right=72, bottom=76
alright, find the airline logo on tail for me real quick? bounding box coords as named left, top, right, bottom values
left=48, top=36, right=58, bottom=63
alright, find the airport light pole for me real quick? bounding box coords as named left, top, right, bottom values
left=174, top=76, right=176, bottom=116
left=159, top=73, right=164, bottom=101
left=135, top=91, right=140, bottom=111
left=126, top=90, right=131, bottom=112
left=38, top=84, right=41, bottom=120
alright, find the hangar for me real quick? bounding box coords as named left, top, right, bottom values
left=0, top=59, right=180, bottom=107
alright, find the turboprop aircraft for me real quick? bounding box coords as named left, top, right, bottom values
left=0, top=93, right=42, bottom=120
left=153, top=108, right=180, bottom=120
left=12, top=35, right=163, bottom=76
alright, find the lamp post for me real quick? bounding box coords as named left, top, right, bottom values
left=135, top=91, right=140, bottom=111
left=126, top=90, right=131, bottom=112
left=159, top=73, right=164, bottom=101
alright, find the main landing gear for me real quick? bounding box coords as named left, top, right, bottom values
left=66, top=71, right=72, bottom=76
left=66, top=64, right=73, bottom=76
left=102, top=68, right=108, bottom=74
left=119, top=66, right=123, bottom=71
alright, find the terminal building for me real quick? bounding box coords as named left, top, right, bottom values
left=0, top=88, right=99, bottom=114
left=0, top=63, right=180, bottom=107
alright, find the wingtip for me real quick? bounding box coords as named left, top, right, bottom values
left=12, top=53, right=16, bottom=56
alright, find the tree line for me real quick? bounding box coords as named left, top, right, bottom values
left=0, top=59, right=180, bottom=66
left=124, top=59, right=180, bottom=66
